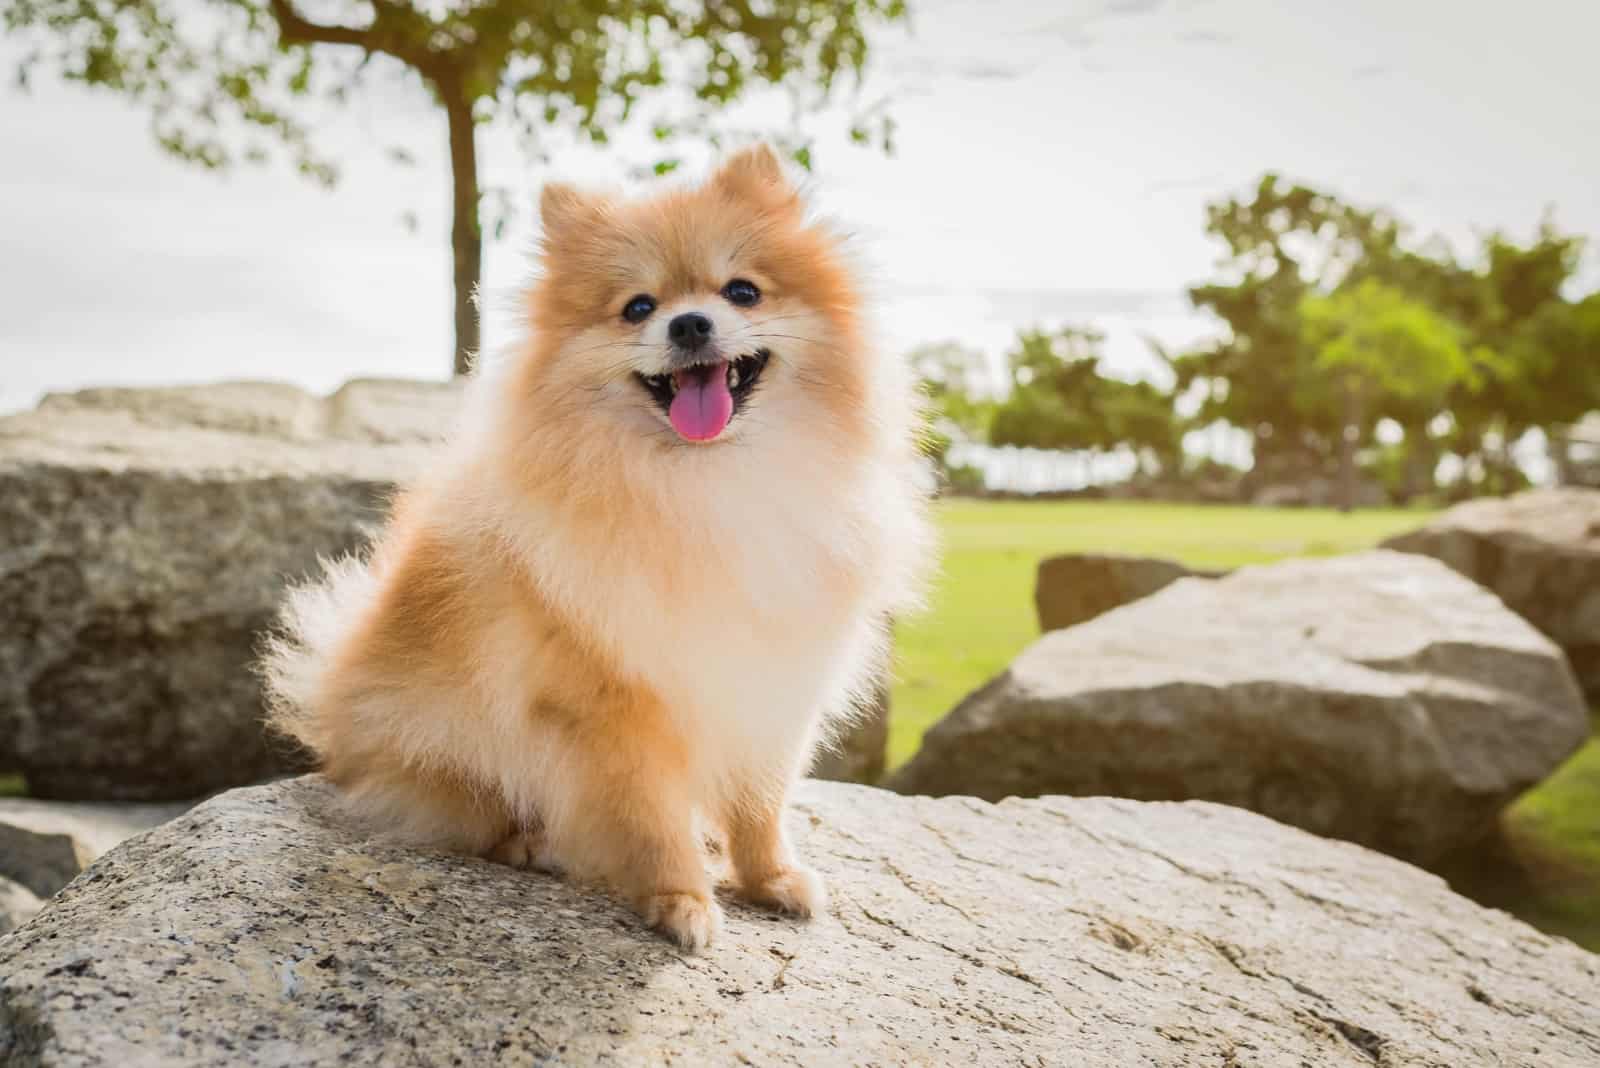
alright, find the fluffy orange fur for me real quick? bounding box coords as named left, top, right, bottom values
left=262, top=145, right=931, bottom=950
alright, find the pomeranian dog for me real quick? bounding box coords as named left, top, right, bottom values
left=262, top=145, right=931, bottom=950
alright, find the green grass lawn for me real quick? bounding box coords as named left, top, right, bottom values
left=890, top=497, right=1600, bottom=951
left=1438, top=717, right=1600, bottom=952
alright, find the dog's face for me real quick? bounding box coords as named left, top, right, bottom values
left=524, top=146, right=869, bottom=452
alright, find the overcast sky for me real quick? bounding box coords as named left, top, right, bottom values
left=2, top=0, right=1597, bottom=413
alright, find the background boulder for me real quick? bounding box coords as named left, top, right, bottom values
left=2, top=776, right=1596, bottom=1066
left=1035, top=552, right=1221, bottom=632
left=0, top=379, right=890, bottom=801
left=1384, top=487, right=1600, bottom=699
left=0, top=798, right=191, bottom=899
left=0, top=878, right=41, bottom=937
left=890, top=550, right=1589, bottom=864
left=809, top=680, right=890, bottom=784
left=0, top=379, right=462, bottom=800
left=0, top=823, right=87, bottom=902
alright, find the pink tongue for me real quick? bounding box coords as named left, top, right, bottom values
left=667, top=362, right=733, bottom=442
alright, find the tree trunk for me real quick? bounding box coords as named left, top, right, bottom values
left=1338, top=383, right=1361, bottom=513
left=1399, top=422, right=1436, bottom=503
left=442, top=84, right=481, bottom=377
left=1553, top=426, right=1575, bottom=486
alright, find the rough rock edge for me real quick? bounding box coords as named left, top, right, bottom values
left=2, top=777, right=1597, bottom=1067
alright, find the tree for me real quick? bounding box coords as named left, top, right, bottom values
left=990, top=328, right=1111, bottom=453
left=908, top=341, right=992, bottom=493
left=7, top=0, right=906, bottom=374
left=1514, top=292, right=1600, bottom=482
left=1176, top=175, right=1600, bottom=500
left=1364, top=222, right=1598, bottom=494
left=1299, top=279, right=1473, bottom=511
left=989, top=327, right=1181, bottom=478
left=910, top=341, right=993, bottom=438
left=1172, top=174, right=1401, bottom=482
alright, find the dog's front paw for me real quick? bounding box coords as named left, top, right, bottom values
left=738, top=865, right=827, bottom=919
left=485, top=826, right=558, bottom=873
left=642, top=891, right=723, bottom=952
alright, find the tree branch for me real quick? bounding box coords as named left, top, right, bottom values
left=266, top=0, right=442, bottom=77
left=266, top=0, right=373, bottom=50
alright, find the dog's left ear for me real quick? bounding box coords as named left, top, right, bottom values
left=711, top=144, right=801, bottom=214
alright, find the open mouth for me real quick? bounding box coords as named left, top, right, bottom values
left=635, top=349, right=770, bottom=442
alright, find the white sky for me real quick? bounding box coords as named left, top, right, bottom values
left=2, top=0, right=1597, bottom=414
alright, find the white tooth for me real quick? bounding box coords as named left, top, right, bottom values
left=727, top=363, right=741, bottom=390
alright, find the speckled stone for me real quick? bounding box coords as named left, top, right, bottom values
left=2, top=776, right=1597, bottom=1066
left=891, top=551, right=1589, bottom=864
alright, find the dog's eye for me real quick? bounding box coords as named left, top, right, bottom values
left=621, top=294, right=657, bottom=323
left=722, top=279, right=761, bottom=307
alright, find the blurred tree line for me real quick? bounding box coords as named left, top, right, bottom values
left=920, top=175, right=1600, bottom=508
left=7, top=0, right=904, bottom=374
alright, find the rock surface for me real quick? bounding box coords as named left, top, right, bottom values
left=0, top=798, right=191, bottom=898
left=0, top=380, right=462, bottom=800
left=1035, top=552, right=1220, bottom=632
left=3, top=776, right=1598, bottom=1066
left=891, top=551, right=1589, bottom=864
left=1384, top=488, right=1600, bottom=699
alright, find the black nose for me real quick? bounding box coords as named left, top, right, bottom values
left=668, top=312, right=714, bottom=350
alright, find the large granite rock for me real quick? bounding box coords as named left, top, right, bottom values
left=1385, top=488, right=1600, bottom=699
left=1035, top=553, right=1221, bottom=632
left=890, top=551, right=1589, bottom=864
left=0, top=380, right=462, bottom=800
left=3, top=777, right=1598, bottom=1066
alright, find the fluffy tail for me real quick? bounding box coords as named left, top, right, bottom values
left=258, top=554, right=380, bottom=760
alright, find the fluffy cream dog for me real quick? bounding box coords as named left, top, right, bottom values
left=263, top=145, right=931, bottom=950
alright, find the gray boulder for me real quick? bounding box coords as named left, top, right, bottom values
left=0, top=379, right=891, bottom=802
left=0, top=380, right=462, bottom=800
left=0, top=877, right=42, bottom=936
left=0, top=798, right=191, bottom=899
left=3, top=776, right=1597, bottom=1066
left=0, top=823, right=87, bottom=901
left=1035, top=552, right=1221, bottom=632
left=810, top=680, right=889, bottom=784
left=1384, top=488, right=1600, bottom=699
left=890, top=550, right=1589, bottom=864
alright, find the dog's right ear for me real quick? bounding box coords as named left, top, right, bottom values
left=539, top=182, right=604, bottom=245
left=710, top=144, right=801, bottom=217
